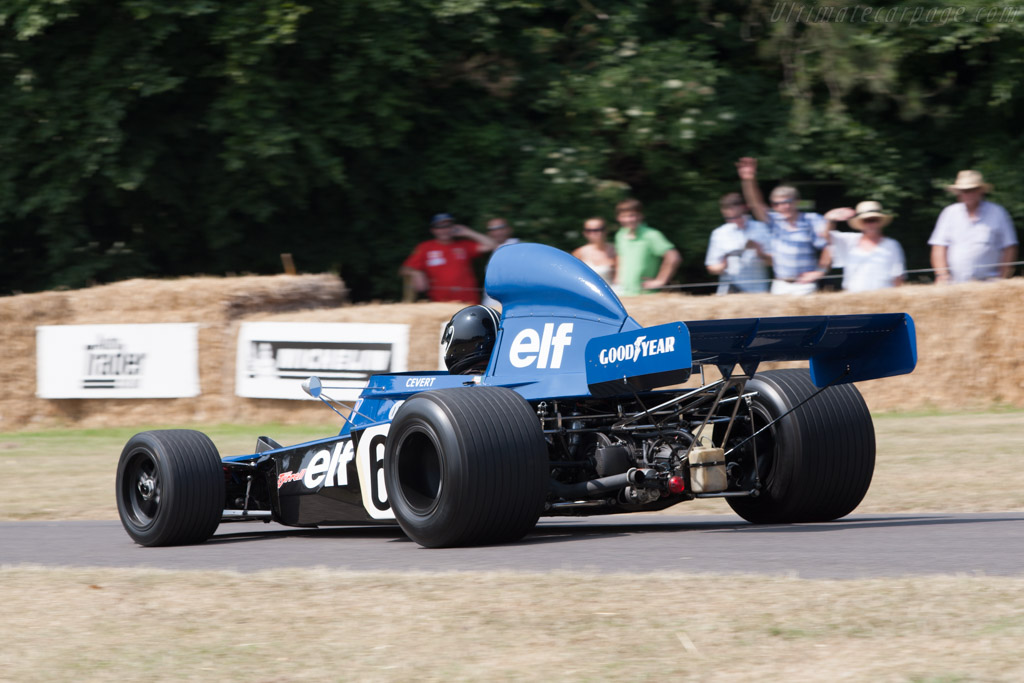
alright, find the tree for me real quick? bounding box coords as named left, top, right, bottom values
left=2, top=1, right=1022, bottom=299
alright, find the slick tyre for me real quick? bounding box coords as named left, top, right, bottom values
left=384, top=387, right=548, bottom=548
left=116, top=430, right=225, bottom=546
left=726, top=369, right=875, bottom=524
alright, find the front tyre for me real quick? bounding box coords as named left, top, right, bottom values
left=116, top=430, right=225, bottom=546
left=384, top=387, right=548, bottom=548
left=727, top=369, right=875, bottom=524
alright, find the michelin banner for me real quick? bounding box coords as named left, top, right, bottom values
left=236, top=322, right=410, bottom=400
left=36, top=324, right=200, bottom=399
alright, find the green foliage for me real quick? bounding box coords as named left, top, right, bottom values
left=2, top=0, right=1023, bottom=298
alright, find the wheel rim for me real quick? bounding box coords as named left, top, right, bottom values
left=122, top=449, right=161, bottom=529
left=395, top=427, right=443, bottom=515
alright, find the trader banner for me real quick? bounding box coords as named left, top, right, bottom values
left=36, top=324, right=200, bottom=399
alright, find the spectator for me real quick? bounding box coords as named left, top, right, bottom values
left=485, top=217, right=520, bottom=249
left=704, top=193, right=771, bottom=294
left=399, top=213, right=496, bottom=303
left=571, top=217, right=616, bottom=286
left=929, top=170, right=1018, bottom=283
left=613, top=199, right=681, bottom=296
left=822, top=201, right=906, bottom=292
left=480, top=217, right=520, bottom=307
left=737, top=157, right=829, bottom=295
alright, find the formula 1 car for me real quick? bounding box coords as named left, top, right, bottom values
left=116, top=243, right=917, bottom=548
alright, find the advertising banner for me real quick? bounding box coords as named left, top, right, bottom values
left=236, top=322, right=410, bottom=400
left=36, top=324, right=200, bottom=399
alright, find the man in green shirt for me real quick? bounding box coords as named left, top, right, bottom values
left=613, top=198, right=682, bottom=296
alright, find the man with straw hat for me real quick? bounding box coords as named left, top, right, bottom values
left=929, top=170, right=1018, bottom=283
left=822, top=201, right=906, bottom=292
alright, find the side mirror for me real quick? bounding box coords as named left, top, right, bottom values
left=301, top=376, right=323, bottom=398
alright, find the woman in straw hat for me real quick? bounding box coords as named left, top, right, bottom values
left=822, top=201, right=906, bottom=292
left=928, top=170, right=1018, bottom=283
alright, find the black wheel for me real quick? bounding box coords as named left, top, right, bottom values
left=726, top=368, right=875, bottom=524
left=116, top=430, right=225, bottom=546
left=384, top=387, right=548, bottom=548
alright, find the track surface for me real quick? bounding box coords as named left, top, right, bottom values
left=3, top=513, right=1023, bottom=578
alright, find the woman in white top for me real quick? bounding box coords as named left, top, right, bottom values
left=572, top=217, right=617, bottom=285
left=823, top=201, right=906, bottom=292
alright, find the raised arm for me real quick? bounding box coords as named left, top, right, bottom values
left=822, top=207, right=856, bottom=243
left=736, top=157, right=769, bottom=223
left=453, top=225, right=498, bottom=252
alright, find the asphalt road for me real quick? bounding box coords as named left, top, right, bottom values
left=3, top=513, right=1023, bottom=578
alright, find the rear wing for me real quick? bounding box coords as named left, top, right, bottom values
left=585, top=313, right=915, bottom=393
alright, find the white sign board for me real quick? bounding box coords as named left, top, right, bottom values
left=236, top=322, right=410, bottom=400
left=36, top=324, right=200, bottom=399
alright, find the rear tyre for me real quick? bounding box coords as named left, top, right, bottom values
left=726, top=369, right=874, bottom=524
left=116, top=430, right=225, bottom=546
left=384, top=387, right=548, bottom=548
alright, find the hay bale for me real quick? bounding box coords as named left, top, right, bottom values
left=0, top=274, right=347, bottom=431
left=1, top=273, right=1022, bottom=431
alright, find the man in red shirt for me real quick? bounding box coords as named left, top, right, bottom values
left=399, top=213, right=497, bottom=303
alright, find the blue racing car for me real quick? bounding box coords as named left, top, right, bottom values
left=116, top=243, right=917, bottom=548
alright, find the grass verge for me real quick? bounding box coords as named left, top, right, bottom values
left=1, top=567, right=1022, bottom=681
left=3, top=411, right=1024, bottom=521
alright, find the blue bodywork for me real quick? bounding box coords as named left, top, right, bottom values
left=341, top=243, right=916, bottom=432
left=225, top=243, right=917, bottom=526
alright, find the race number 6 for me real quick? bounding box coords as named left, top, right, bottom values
left=355, top=423, right=394, bottom=520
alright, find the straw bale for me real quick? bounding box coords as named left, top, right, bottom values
left=0, top=274, right=347, bottom=431
left=2, top=274, right=1022, bottom=431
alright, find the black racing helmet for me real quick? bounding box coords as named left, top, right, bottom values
left=442, top=305, right=500, bottom=375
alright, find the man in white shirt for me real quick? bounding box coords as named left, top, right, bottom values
left=929, top=170, right=1018, bottom=283
left=823, top=201, right=906, bottom=292
left=705, top=193, right=771, bottom=294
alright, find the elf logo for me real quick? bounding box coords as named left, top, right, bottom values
left=301, top=439, right=355, bottom=489
left=508, top=323, right=573, bottom=369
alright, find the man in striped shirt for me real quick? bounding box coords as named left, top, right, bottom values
left=736, top=157, right=830, bottom=295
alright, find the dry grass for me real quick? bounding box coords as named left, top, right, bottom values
left=2, top=410, right=1023, bottom=522
left=0, top=424, right=330, bottom=521
left=3, top=412, right=1023, bottom=681
left=0, top=567, right=1022, bottom=681
left=862, top=410, right=1024, bottom=513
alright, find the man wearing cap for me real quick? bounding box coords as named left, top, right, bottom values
left=399, top=213, right=497, bottom=303
left=929, top=170, right=1018, bottom=283
left=822, top=201, right=906, bottom=292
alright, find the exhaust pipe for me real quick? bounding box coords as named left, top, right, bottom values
left=550, top=468, right=654, bottom=499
